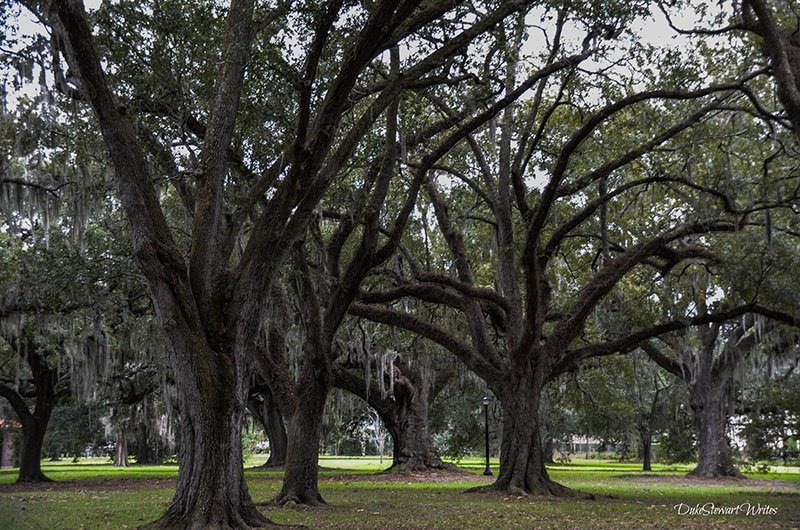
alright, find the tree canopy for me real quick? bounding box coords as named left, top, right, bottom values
left=1, top=0, right=799, bottom=527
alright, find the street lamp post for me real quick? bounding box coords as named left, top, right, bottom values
left=482, top=394, right=492, bottom=476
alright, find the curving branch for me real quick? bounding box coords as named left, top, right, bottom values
left=550, top=303, right=800, bottom=378
left=348, top=302, right=506, bottom=384
left=744, top=0, right=800, bottom=136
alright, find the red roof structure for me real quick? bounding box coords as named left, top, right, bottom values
left=0, top=418, right=21, bottom=430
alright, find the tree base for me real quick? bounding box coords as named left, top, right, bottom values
left=271, top=490, right=327, bottom=508
left=16, top=472, right=53, bottom=484
left=687, top=467, right=745, bottom=479
left=464, top=478, right=585, bottom=498
left=141, top=508, right=279, bottom=530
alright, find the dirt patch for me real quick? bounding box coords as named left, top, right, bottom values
left=0, top=477, right=176, bottom=493
left=613, top=474, right=800, bottom=491
left=324, top=468, right=494, bottom=484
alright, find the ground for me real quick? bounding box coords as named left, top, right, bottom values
left=0, top=457, right=798, bottom=529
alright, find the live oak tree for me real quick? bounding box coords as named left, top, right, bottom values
left=0, top=319, right=71, bottom=482
left=349, top=3, right=800, bottom=495
left=641, top=263, right=800, bottom=477
left=22, top=0, right=559, bottom=525
left=0, top=206, right=158, bottom=478
left=232, top=0, right=586, bottom=506
left=642, top=316, right=774, bottom=477
left=333, top=326, right=457, bottom=473
left=0, top=69, right=159, bottom=478
left=0, top=228, right=104, bottom=482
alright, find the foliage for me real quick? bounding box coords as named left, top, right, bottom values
left=657, top=394, right=698, bottom=465
left=738, top=371, right=800, bottom=463
left=429, top=376, right=495, bottom=460
left=43, top=400, right=108, bottom=462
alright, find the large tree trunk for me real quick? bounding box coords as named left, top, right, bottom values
left=387, top=415, right=447, bottom=472
left=473, top=373, right=570, bottom=496
left=334, top=357, right=451, bottom=474
left=248, top=389, right=287, bottom=468
left=17, top=410, right=53, bottom=483
left=3, top=351, right=60, bottom=483
left=272, top=349, right=331, bottom=507
left=384, top=373, right=450, bottom=473
left=689, top=382, right=741, bottom=478
left=145, top=343, right=271, bottom=529
left=274, top=408, right=326, bottom=506
left=114, top=435, right=129, bottom=468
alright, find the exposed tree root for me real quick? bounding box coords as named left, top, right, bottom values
left=464, top=479, right=593, bottom=500
left=140, top=508, right=280, bottom=530
left=687, top=468, right=746, bottom=479
left=270, top=491, right=327, bottom=509
left=688, top=455, right=745, bottom=479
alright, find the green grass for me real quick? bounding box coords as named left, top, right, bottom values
left=1, top=457, right=798, bottom=529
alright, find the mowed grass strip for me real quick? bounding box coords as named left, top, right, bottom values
left=0, top=459, right=798, bottom=529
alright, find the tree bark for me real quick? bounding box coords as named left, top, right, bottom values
left=385, top=387, right=449, bottom=473
left=472, top=374, right=570, bottom=496
left=274, top=408, right=326, bottom=506
left=144, top=352, right=269, bottom=528
left=271, top=330, right=331, bottom=507
left=248, top=388, right=287, bottom=468
left=17, top=408, right=54, bottom=483
left=383, top=368, right=450, bottom=473
left=640, top=430, right=652, bottom=472
left=333, top=360, right=452, bottom=474
left=689, top=383, right=741, bottom=477
left=136, top=421, right=154, bottom=465
left=495, top=391, right=570, bottom=494
left=114, top=436, right=129, bottom=468
left=543, top=439, right=555, bottom=464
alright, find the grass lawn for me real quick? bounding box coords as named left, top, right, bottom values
left=0, top=457, right=798, bottom=529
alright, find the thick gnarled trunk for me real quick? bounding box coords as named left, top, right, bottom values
left=333, top=360, right=450, bottom=474
left=145, top=341, right=271, bottom=529
left=494, top=397, right=568, bottom=494
left=387, top=417, right=447, bottom=473
left=384, top=377, right=449, bottom=473
left=274, top=409, right=326, bottom=506
left=273, top=351, right=331, bottom=507
left=17, top=411, right=53, bottom=483
left=689, top=383, right=741, bottom=478
left=474, top=373, right=570, bottom=496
